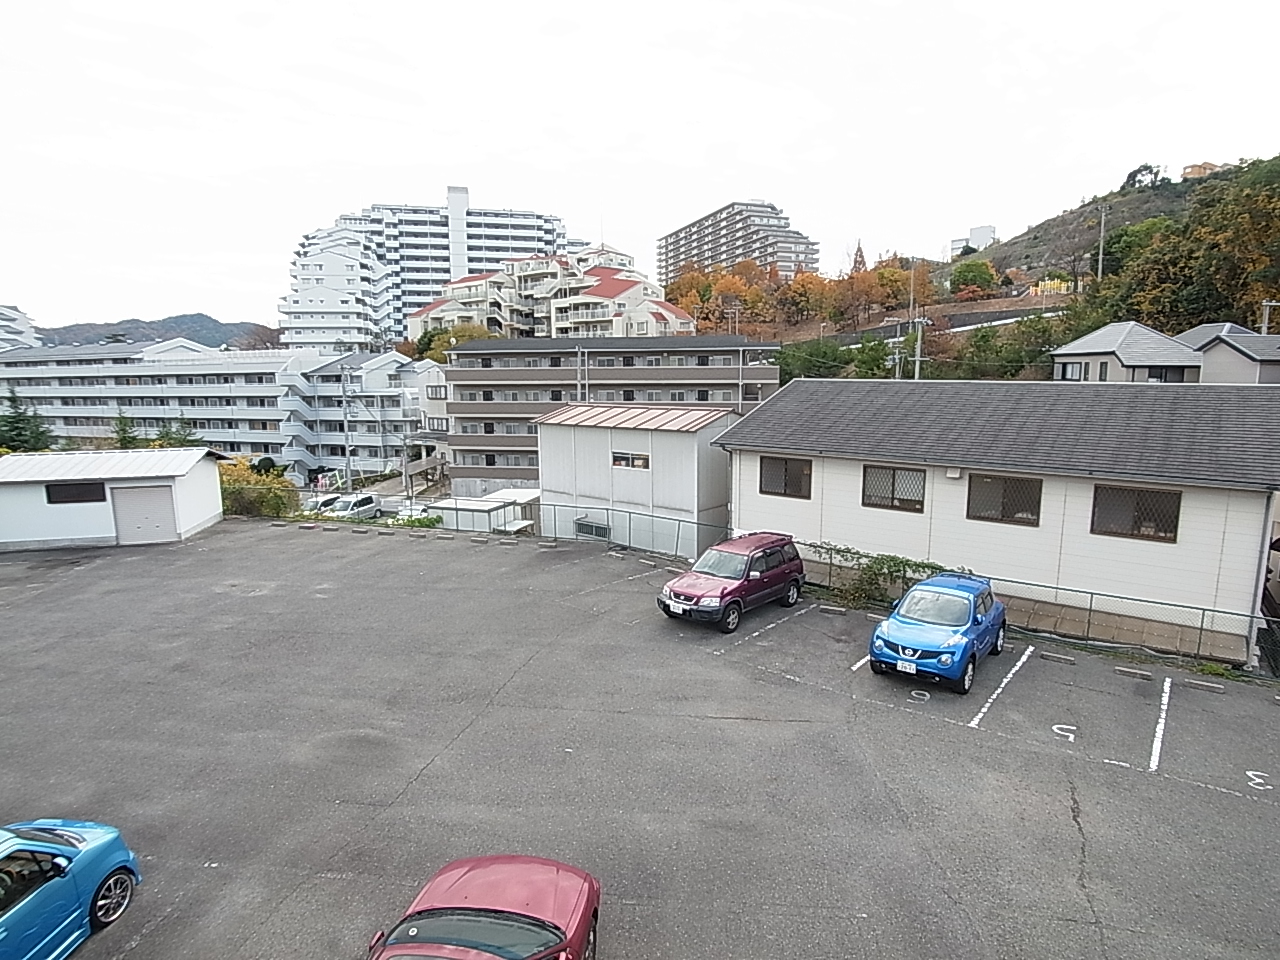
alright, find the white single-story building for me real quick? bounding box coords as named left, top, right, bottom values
left=0, top=447, right=230, bottom=552
left=535, top=404, right=740, bottom=559
left=713, top=379, right=1280, bottom=665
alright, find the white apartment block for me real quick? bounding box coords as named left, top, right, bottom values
left=408, top=245, right=694, bottom=340
left=949, top=225, right=1000, bottom=258
left=278, top=228, right=393, bottom=353
left=656, top=200, right=820, bottom=287
left=0, top=340, right=433, bottom=485
left=0, top=305, right=41, bottom=350
left=279, top=186, right=585, bottom=352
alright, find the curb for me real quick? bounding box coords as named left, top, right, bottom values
left=377, top=530, right=395, bottom=537
left=298, top=523, right=318, bottom=530
left=818, top=605, right=847, bottom=616
left=352, top=527, right=370, bottom=535
left=1040, top=651, right=1076, bottom=665
left=470, top=536, right=489, bottom=544
left=408, top=532, right=428, bottom=539
left=322, top=525, right=340, bottom=532
left=1183, top=677, right=1225, bottom=693
left=499, top=538, right=519, bottom=546
left=537, top=541, right=557, bottom=549
left=638, top=558, right=657, bottom=567
left=437, top=533, right=455, bottom=541
left=270, top=521, right=288, bottom=528
left=1114, top=666, right=1153, bottom=681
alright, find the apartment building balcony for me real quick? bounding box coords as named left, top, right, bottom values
left=448, top=465, right=539, bottom=482
left=447, top=433, right=538, bottom=449
left=281, top=421, right=320, bottom=445
left=446, top=402, right=560, bottom=418
left=279, top=395, right=320, bottom=418
left=447, top=367, right=578, bottom=383
left=553, top=309, right=613, bottom=324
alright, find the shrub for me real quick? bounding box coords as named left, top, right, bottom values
left=391, top=515, right=442, bottom=528
left=799, top=540, right=954, bottom=610
left=218, top=456, right=300, bottom=517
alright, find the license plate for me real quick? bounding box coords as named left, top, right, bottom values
left=895, top=661, right=917, bottom=674
left=667, top=602, right=687, bottom=614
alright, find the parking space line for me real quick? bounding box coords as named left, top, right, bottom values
left=710, top=603, right=816, bottom=656
left=850, top=654, right=870, bottom=673
left=967, top=644, right=1035, bottom=728
left=1148, top=676, right=1172, bottom=772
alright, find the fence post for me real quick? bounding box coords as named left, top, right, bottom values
left=1086, top=592, right=1094, bottom=641
left=1196, top=607, right=1206, bottom=660
left=828, top=544, right=834, bottom=589
left=627, top=509, right=632, bottom=550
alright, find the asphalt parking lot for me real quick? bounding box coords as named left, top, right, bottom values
left=3, top=522, right=1279, bottom=960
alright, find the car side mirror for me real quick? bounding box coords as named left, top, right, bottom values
left=974, top=614, right=984, bottom=626
left=748, top=571, right=761, bottom=580
left=50, top=855, right=71, bottom=877
left=890, top=598, right=900, bottom=609
left=368, top=931, right=386, bottom=955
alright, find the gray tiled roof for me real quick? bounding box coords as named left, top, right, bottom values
left=447, top=335, right=779, bottom=353
left=0, top=342, right=146, bottom=363
left=1175, top=322, right=1256, bottom=350
left=1203, top=335, right=1280, bottom=362
left=1052, top=321, right=1200, bottom=366
left=712, top=379, right=1280, bottom=490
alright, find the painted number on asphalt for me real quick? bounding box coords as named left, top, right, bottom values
left=909, top=689, right=931, bottom=702
left=1052, top=724, right=1078, bottom=743
left=1245, top=771, right=1273, bottom=791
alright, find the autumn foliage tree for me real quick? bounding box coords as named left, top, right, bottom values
left=218, top=456, right=300, bottom=517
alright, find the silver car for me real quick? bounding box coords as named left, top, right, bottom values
left=324, top=493, right=383, bottom=520
left=302, top=494, right=342, bottom=513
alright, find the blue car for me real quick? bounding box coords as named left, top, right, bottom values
left=0, top=819, right=141, bottom=960
left=868, top=573, right=1007, bottom=694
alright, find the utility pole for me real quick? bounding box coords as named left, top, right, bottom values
left=1263, top=301, right=1279, bottom=336
left=1096, top=205, right=1108, bottom=282
left=341, top=364, right=353, bottom=492
left=908, top=257, right=923, bottom=380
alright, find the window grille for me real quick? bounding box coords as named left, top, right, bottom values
left=967, top=474, right=1042, bottom=526
left=863, top=465, right=925, bottom=512
left=1091, top=486, right=1181, bottom=542
left=760, top=456, right=812, bottom=499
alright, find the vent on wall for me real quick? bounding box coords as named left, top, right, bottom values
left=945, top=467, right=963, bottom=479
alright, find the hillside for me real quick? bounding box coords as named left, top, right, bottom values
left=36, top=313, right=276, bottom=348
left=949, top=167, right=1238, bottom=280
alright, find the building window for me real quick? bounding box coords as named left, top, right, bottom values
left=549, top=390, right=563, bottom=402
left=696, top=390, right=710, bottom=402
left=1099, top=361, right=1109, bottom=382
left=612, top=451, right=650, bottom=469
left=1091, top=485, right=1181, bottom=543
left=426, top=385, right=446, bottom=399
left=862, top=465, right=925, bottom=512
left=427, top=418, right=449, bottom=432
left=1054, top=362, right=1083, bottom=381
left=759, top=456, right=812, bottom=500
left=669, top=391, right=686, bottom=402
left=622, top=390, right=635, bottom=401
left=646, top=391, right=661, bottom=401
left=967, top=474, right=1043, bottom=526
left=45, top=481, right=107, bottom=504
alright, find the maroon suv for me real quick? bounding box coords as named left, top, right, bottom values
left=658, top=532, right=805, bottom=634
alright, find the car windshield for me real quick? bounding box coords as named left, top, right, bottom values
left=386, top=909, right=563, bottom=960
left=897, top=589, right=971, bottom=627
left=331, top=498, right=357, bottom=511
left=691, top=547, right=748, bottom=580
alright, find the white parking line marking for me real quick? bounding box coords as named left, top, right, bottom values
left=850, top=655, right=870, bottom=673
left=1102, top=759, right=1131, bottom=768
left=1052, top=724, right=1077, bottom=743
left=1148, top=676, right=1172, bottom=772
left=967, top=644, right=1035, bottom=728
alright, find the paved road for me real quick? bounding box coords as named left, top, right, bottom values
left=2, top=524, right=1277, bottom=959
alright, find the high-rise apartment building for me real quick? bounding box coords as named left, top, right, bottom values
left=0, top=305, right=41, bottom=350
left=279, top=187, right=584, bottom=352
left=656, top=201, right=820, bottom=287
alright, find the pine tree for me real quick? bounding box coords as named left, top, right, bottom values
left=0, top=385, right=55, bottom=452
left=151, top=419, right=204, bottom=448
left=112, top=409, right=142, bottom=449
left=852, top=240, right=867, bottom=275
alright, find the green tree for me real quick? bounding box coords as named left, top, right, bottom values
left=425, top=324, right=493, bottom=363
left=150, top=419, right=205, bottom=448
left=0, top=385, right=55, bottom=451
left=950, top=260, right=997, bottom=293
left=848, top=336, right=891, bottom=379
left=776, top=339, right=853, bottom=383
left=112, top=409, right=143, bottom=449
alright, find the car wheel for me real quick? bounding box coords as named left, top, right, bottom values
left=779, top=580, right=801, bottom=608
left=373, top=509, right=382, bottom=518
left=952, top=657, right=976, bottom=695
left=869, top=659, right=888, bottom=675
left=584, top=918, right=598, bottom=960
left=718, top=602, right=742, bottom=634
left=90, top=869, right=134, bottom=931
left=990, top=624, right=1006, bottom=656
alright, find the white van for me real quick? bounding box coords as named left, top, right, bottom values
left=301, top=493, right=342, bottom=513
left=323, top=493, right=383, bottom=520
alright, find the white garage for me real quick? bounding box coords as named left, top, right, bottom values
left=0, top=447, right=230, bottom=552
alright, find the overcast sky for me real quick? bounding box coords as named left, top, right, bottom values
left=4, top=0, right=1277, bottom=329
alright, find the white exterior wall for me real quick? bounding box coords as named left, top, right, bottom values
left=171, top=458, right=223, bottom=537
left=1199, top=343, right=1264, bottom=384
left=539, top=417, right=735, bottom=558
left=0, top=483, right=118, bottom=550
left=0, top=305, right=41, bottom=349
left=730, top=451, right=1269, bottom=616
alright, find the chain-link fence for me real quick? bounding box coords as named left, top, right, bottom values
left=536, top=503, right=728, bottom=561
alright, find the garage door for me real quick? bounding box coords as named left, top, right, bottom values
left=112, top=485, right=179, bottom=545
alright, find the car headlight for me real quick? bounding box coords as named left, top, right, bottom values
left=698, top=596, right=722, bottom=607
left=872, top=635, right=885, bottom=652
left=938, top=653, right=953, bottom=667
left=940, top=635, right=963, bottom=648
left=662, top=585, right=671, bottom=598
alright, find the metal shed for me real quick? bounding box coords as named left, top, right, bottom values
left=0, top=447, right=230, bottom=552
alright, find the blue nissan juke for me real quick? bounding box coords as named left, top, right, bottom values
left=0, top=818, right=141, bottom=960
left=868, top=573, right=1007, bottom=694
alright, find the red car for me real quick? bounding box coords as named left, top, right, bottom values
left=368, top=855, right=601, bottom=960
left=658, top=531, right=805, bottom=633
